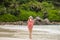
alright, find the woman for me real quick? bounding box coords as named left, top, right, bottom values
left=27, top=16, right=34, bottom=39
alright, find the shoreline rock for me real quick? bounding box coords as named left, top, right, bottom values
left=0, top=21, right=60, bottom=25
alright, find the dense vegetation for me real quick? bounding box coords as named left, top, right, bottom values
left=0, top=0, right=60, bottom=22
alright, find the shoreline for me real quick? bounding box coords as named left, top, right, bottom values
left=0, top=21, right=60, bottom=25
left=0, top=25, right=60, bottom=34
left=0, top=25, right=60, bottom=40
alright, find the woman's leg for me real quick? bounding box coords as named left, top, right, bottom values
left=29, top=27, right=33, bottom=39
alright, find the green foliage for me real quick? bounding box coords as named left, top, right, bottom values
left=45, top=0, right=60, bottom=2
left=17, top=0, right=30, bottom=4
left=41, top=2, right=54, bottom=11
left=20, top=1, right=42, bottom=12
left=0, top=14, right=18, bottom=22
left=19, top=10, right=37, bottom=21
left=48, top=10, right=60, bottom=22
left=37, top=12, right=44, bottom=18
left=0, top=0, right=60, bottom=22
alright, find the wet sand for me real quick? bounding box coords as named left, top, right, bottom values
left=0, top=25, right=60, bottom=40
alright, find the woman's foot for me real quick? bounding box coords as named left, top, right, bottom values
left=29, top=36, right=32, bottom=39
left=29, top=37, right=32, bottom=40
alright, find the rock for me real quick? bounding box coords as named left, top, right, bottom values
left=36, top=16, right=43, bottom=21
left=34, top=16, right=43, bottom=25
left=43, top=18, right=50, bottom=24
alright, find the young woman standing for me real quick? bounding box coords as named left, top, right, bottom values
left=27, top=16, right=34, bottom=39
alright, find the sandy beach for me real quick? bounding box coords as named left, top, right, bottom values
left=0, top=25, right=60, bottom=40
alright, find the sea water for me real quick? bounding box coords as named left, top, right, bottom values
left=0, top=25, right=60, bottom=34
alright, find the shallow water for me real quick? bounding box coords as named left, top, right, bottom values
left=0, top=25, right=60, bottom=34
left=0, top=25, right=60, bottom=40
